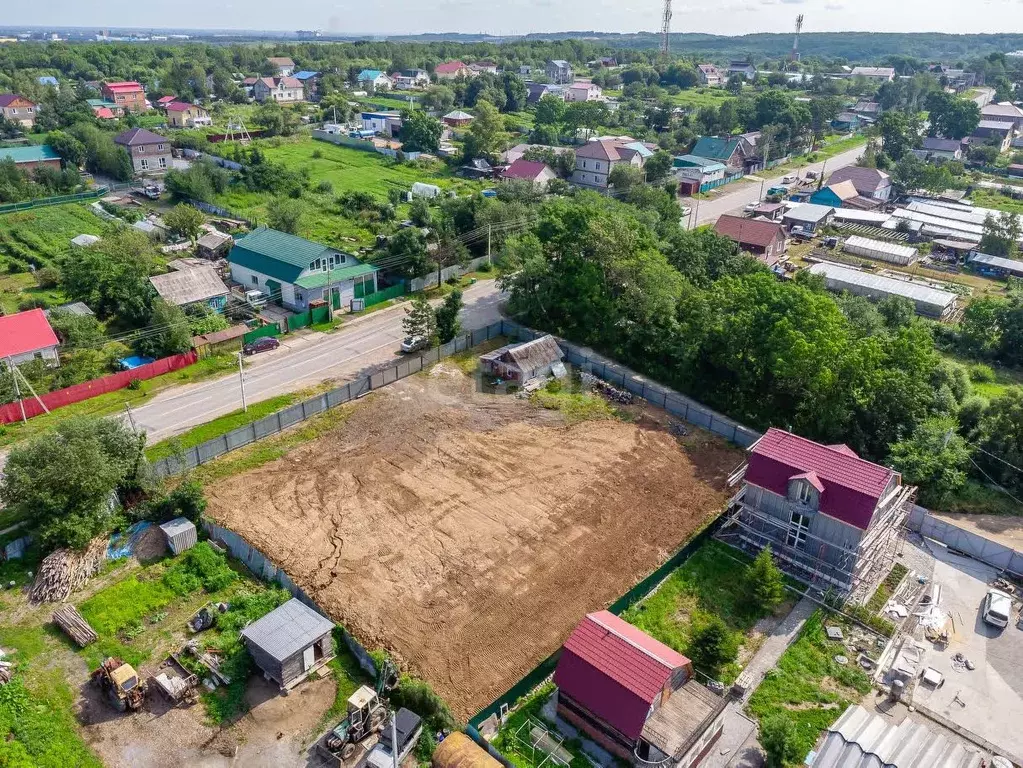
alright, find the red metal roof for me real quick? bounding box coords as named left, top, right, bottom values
left=156, top=95, right=178, bottom=105
left=745, top=428, right=898, bottom=530
left=104, top=81, right=143, bottom=92
left=0, top=308, right=59, bottom=358
left=553, top=611, right=689, bottom=740
left=435, top=61, right=468, bottom=74
left=165, top=101, right=200, bottom=112
left=713, top=214, right=784, bottom=249
left=502, top=158, right=550, bottom=181
left=0, top=94, right=34, bottom=108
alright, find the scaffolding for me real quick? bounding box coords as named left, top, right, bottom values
left=715, top=472, right=916, bottom=601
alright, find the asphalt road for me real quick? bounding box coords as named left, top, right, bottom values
left=131, top=280, right=505, bottom=442
left=688, top=142, right=868, bottom=226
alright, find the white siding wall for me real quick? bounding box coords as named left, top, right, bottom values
left=9, top=346, right=59, bottom=367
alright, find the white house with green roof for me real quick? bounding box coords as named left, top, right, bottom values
left=229, top=227, right=378, bottom=312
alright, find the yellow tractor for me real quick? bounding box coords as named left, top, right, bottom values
left=94, top=657, right=147, bottom=712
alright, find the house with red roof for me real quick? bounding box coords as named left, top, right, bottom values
left=101, top=81, right=148, bottom=112
left=713, top=214, right=787, bottom=266
left=434, top=61, right=472, bottom=81
left=721, top=428, right=916, bottom=593
left=500, top=158, right=557, bottom=189
left=155, top=95, right=179, bottom=108
left=0, top=308, right=60, bottom=367
left=553, top=611, right=726, bottom=767
left=253, top=76, right=304, bottom=103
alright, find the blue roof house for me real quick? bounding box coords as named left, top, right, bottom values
left=357, top=70, right=393, bottom=90
left=229, top=228, right=379, bottom=312
left=292, top=70, right=321, bottom=100
left=38, top=76, right=58, bottom=88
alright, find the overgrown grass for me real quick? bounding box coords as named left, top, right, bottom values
left=447, top=336, right=508, bottom=375
left=493, top=683, right=589, bottom=768
left=79, top=574, right=178, bottom=637
left=968, top=187, right=1023, bottom=215
left=865, top=563, right=909, bottom=613
left=529, top=380, right=618, bottom=425
left=145, top=392, right=300, bottom=462
left=748, top=611, right=872, bottom=766
left=0, top=353, right=237, bottom=449
left=942, top=479, right=1023, bottom=516
left=622, top=540, right=775, bottom=684
left=315, top=627, right=374, bottom=736
left=190, top=402, right=355, bottom=485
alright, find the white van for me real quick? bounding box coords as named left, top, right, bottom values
left=245, top=290, right=268, bottom=309
left=983, top=588, right=1012, bottom=628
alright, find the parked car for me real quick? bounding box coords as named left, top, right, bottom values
left=743, top=202, right=759, bottom=213
left=400, top=335, right=429, bottom=353
left=781, top=174, right=798, bottom=184
left=983, top=588, right=1012, bottom=628
left=243, top=336, right=280, bottom=356
left=805, top=170, right=819, bottom=181
left=767, top=186, right=788, bottom=196
left=822, top=236, right=840, bottom=248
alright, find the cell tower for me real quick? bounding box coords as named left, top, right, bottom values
left=660, top=0, right=673, bottom=56
left=791, top=14, right=804, bottom=62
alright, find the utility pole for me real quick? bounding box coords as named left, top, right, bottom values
left=6, top=357, right=26, bottom=424
left=660, top=0, right=673, bottom=56
left=124, top=402, right=138, bottom=434
left=691, top=195, right=701, bottom=230
left=236, top=352, right=247, bottom=413
left=487, top=223, right=492, bottom=266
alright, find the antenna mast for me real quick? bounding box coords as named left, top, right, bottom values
left=660, top=0, right=673, bottom=56
left=791, top=14, right=804, bottom=62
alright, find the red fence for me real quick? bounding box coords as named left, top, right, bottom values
left=0, top=351, right=198, bottom=425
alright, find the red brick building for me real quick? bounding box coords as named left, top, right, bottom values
left=101, top=81, right=148, bottom=112
left=553, top=611, right=726, bottom=768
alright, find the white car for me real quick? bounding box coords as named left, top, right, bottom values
left=744, top=202, right=759, bottom=213
left=244, top=289, right=268, bottom=309
left=400, top=335, right=428, bottom=353
left=983, top=588, right=1012, bottom=628
left=781, top=174, right=798, bottom=184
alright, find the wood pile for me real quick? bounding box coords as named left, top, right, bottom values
left=0, top=661, right=11, bottom=686
left=52, top=604, right=98, bottom=647
left=29, top=538, right=107, bottom=604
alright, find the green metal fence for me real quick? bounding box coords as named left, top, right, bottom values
left=363, top=283, right=406, bottom=308
left=311, top=305, right=330, bottom=325
left=288, top=313, right=311, bottom=332
left=0, top=186, right=110, bottom=214
left=242, top=323, right=281, bottom=344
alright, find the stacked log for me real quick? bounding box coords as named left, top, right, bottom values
left=29, top=538, right=107, bottom=604
left=52, top=604, right=98, bottom=647
left=0, top=661, right=12, bottom=686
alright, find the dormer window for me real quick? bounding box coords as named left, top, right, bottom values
left=795, top=481, right=812, bottom=504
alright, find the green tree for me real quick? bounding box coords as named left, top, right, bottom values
left=48, top=308, right=104, bottom=349
left=409, top=197, right=432, bottom=227
left=687, top=615, right=736, bottom=676
left=383, top=227, right=432, bottom=279
left=746, top=547, right=786, bottom=615
left=267, top=197, right=304, bottom=235
left=877, top=111, right=921, bottom=161
left=889, top=417, right=971, bottom=506
left=164, top=203, right=205, bottom=242
left=434, top=289, right=463, bottom=343
left=925, top=91, right=981, bottom=139
left=59, top=229, right=157, bottom=327
left=643, top=150, right=673, bottom=183
left=399, top=110, right=443, bottom=153
left=979, top=212, right=1021, bottom=259
left=533, top=93, right=566, bottom=129
left=46, top=129, right=86, bottom=167
left=402, top=294, right=437, bottom=343
left=463, top=100, right=505, bottom=162
left=608, top=164, right=644, bottom=192
left=135, top=299, right=193, bottom=359
left=0, top=417, right=146, bottom=551
left=976, top=389, right=1023, bottom=495
left=253, top=100, right=299, bottom=137
left=760, top=715, right=801, bottom=768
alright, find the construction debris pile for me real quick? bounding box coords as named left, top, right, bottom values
left=580, top=372, right=634, bottom=404
left=29, top=538, right=106, bottom=604
left=52, top=604, right=98, bottom=647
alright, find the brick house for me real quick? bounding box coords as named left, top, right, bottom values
left=113, top=127, right=172, bottom=175
left=553, top=611, right=726, bottom=768
left=165, top=102, right=212, bottom=128
left=253, top=77, right=304, bottom=103
left=0, top=94, right=37, bottom=128
left=434, top=61, right=472, bottom=81
left=719, top=428, right=916, bottom=594
left=571, top=139, right=652, bottom=190
left=0, top=145, right=63, bottom=173
left=713, top=214, right=787, bottom=266
left=101, top=81, right=147, bottom=112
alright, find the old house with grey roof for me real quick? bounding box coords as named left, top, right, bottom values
left=241, top=598, right=335, bottom=690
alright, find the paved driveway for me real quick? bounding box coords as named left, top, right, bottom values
left=910, top=543, right=1023, bottom=763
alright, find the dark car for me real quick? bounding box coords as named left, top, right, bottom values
left=243, top=337, right=280, bottom=356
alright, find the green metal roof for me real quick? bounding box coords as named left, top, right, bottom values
left=295, top=262, right=377, bottom=289
left=0, top=145, right=60, bottom=164
left=691, top=136, right=742, bottom=162
left=87, top=98, right=117, bottom=108
left=231, top=227, right=370, bottom=287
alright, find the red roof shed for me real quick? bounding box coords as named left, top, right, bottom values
left=0, top=308, right=60, bottom=359
left=553, top=611, right=689, bottom=741
left=744, top=428, right=898, bottom=530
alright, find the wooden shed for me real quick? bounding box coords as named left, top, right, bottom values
left=240, top=598, right=335, bottom=690
left=478, top=335, right=564, bottom=383
left=432, top=733, right=502, bottom=768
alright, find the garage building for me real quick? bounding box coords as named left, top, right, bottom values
left=240, top=598, right=335, bottom=690
left=842, top=235, right=919, bottom=266
left=809, top=262, right=959, bottom=319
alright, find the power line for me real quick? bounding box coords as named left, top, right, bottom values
left=967, top=455, right=1023, bottom=507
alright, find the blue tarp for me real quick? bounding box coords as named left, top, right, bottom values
left=107, top=522, right=153, bottom=559
left=119, top=355, right=156, bottom=370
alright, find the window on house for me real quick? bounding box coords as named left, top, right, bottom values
left=582, top=160, right=587, bottom=169
left=140, top=158, right=148, bottom=170
left=251, top=276, right=258, bottom=284
left=157, top=144, right=164, bottom=151
left=786, top=511, right=810, bottom=548
left=159, top=157, right=167, bottom=169
left=795, top=481, right=812, bottom=504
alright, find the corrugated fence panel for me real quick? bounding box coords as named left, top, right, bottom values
left=253, top=414, right=281, bottom=439
left=908, top=506, right=1023, bottom=578
left=352, top=377, right=370, bottom=398
left=278, top=404, right=305, bottom=428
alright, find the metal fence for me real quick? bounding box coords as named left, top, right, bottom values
left=409, top=255, right=492, bottom=293
left=151, top=320, right=761, bottom=477
left=0, top=186, right=110, bottom=214
left=907, top=505, right=1023, bottom=578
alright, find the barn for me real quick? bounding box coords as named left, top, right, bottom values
left=478, top=335, right=564, bottom=382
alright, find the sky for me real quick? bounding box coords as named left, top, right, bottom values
left=7, top=0, right=1023, bottom=36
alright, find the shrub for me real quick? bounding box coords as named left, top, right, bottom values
left=162, top=541, right=237, bottom=595
left=390, top=675, right=458, bottom=732
left=760, top=715, right=801, bottom=768
left=127, top=378, right=143, bottom=390
left=315, top=180, right=333, bottom=195
left=969, top=363, right=995, bottom=383
left=687, top=615, right=737, bottom=677
left=311, top=148, right=323, bottom=159
left=34, top=266, right=60, bottom=288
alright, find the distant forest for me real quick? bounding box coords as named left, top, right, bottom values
left=388, top=32, right=1023, bottom=64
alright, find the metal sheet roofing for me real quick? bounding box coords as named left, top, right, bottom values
left=553, top=611, right=689, bottom=740
left=969, top=251, right=1023, bottom=275
left=231, top=227, right=334, bottom=283
left=810, top=262, right=958, bottom=313
left=150, top=266, right=228, bottom=306
left=0, top=145, right=60, bottom=164
left=241, top=598, right=335, bottom=662
left=0, top=308, right=60, bottom=358
left=843, top=236, right=918, bottom=261
left=746, top=428, right=897, bottom=530
left=811, top=705, right=987, bottom=768
left=294, top=262, right=377, bottom=289
left=783, top=203, right=835, bottom=224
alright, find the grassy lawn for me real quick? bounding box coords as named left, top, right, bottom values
left=0, top=353, right=237, bottom=450
left=747, top=611, right=872, bottom=767
left=493, top=683, right=590, bottom=768
left=145, top=392, right=301, bottom=462
left=670, top=88, right=736, bottom=110
left=529, top=382, right=620, bottom=425
left=968, top=187, right=1023, bottom=215
left=622, top=539, right=793, bottom=684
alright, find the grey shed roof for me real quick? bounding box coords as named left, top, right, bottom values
left=810, top=704, right=987, bottom=768
left=159, top=517, right=196, bottom=539
left=241, top=598, right=335, bottom=662
left=480, top=334, right=563, bottom=371
left=784, top=203, right=835, bottom=224
left=970, top=251, right=1023, bottom=276
left=809, top=262, right=958, bottom=311
left=197, top=231, right=233, bottom=250
left=149, top=266, right=229, bottom=306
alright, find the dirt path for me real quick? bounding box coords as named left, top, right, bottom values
left=206, top=366, right=741, bottom=719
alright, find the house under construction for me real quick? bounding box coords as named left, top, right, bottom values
left=717, top=428, right=915, bottom=601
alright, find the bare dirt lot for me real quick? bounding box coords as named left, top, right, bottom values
left=206, top=365, right=743, bottom=719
